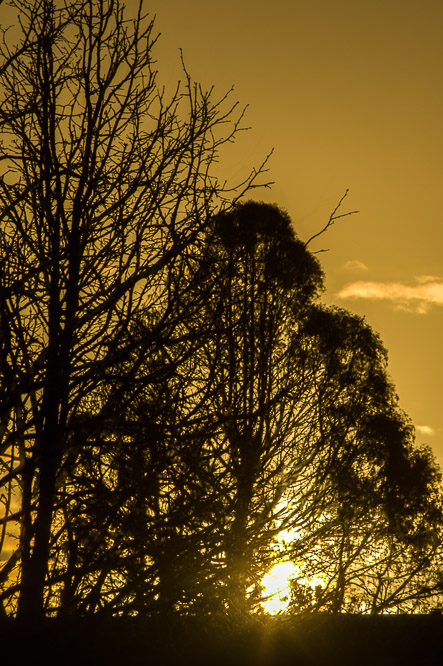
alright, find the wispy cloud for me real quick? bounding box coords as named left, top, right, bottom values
left=416, top=425, right=436, bottom=437
left=415, top=275, right=441, bottom=284
left=343, top=260, right=369, bottom=272
left=337, top=276, right=443, bottom=314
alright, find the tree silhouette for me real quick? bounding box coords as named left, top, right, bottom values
left=180, top=202, right=443, bottom=615
left=0, top=0, right=267, bottom=619
left=286, top=399, right=443, bottom=613
left=78, top=201, right=442, bottom=618
left=1, top=0, right=442, bottom=624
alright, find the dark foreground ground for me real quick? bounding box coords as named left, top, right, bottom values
left=1, top=614, right=443, bottom=666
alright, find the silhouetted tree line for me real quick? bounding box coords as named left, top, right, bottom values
left=1, top=0, right=443, bottom=621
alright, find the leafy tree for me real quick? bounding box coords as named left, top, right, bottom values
left=0, top=0, right=267, bottom=619
left=286, top=378, right=443, bottom=614
left=188, top=202, right=443, bottom=615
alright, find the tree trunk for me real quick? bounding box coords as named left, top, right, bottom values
left=17, top=387, right=60, bottom=619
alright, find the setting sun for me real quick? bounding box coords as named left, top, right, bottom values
left=261, top=561, right=298, bottom=614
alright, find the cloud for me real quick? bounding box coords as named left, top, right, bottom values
left=343, top=260, right=369, bottom=272
left=337, top=276, right=443, bottom=314
left=416, top=425, right=436, bottom=437
left=415, top=275, right=441, bottom=284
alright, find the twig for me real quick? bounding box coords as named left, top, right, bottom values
left=303, top=189, right=359, bottom=253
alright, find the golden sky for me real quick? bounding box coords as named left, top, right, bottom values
left=143, top=0, right=443, bottom=465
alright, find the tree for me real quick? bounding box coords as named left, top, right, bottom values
left=136, top=200, right=443, bottom=617
left=283, top=371, right=443, bottom=614
left=187, top=202, right=442, bottom=615
left=193, top=202, right=326, bottom=614
left=0, top=0, right=267, bottom=619
left=58, top=200, right=443, bottom=619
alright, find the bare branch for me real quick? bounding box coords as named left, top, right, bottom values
left=303, top=189, right=359, bottom=252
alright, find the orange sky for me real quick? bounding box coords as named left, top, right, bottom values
left=143, top=0, right=443, bottom=465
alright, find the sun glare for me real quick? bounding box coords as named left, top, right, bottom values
left=261, top=561, right=298, bottom=614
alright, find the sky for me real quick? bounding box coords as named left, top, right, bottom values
left=139, top=0, right=443, bottom=466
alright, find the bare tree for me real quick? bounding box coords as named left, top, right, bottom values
left=0, top=0, right=268, bottom=619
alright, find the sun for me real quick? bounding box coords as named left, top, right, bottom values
left=261, top=561, right=298, bottom=614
